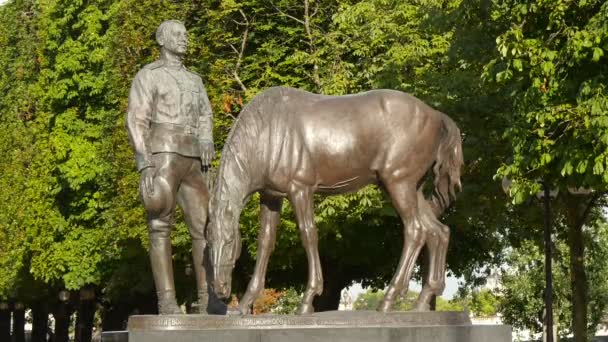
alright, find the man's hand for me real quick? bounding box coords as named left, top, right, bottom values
left=141, top=167, right=156, bottom=196
left=201, top=140, right=215, bottom=167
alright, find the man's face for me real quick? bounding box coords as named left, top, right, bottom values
left=162, top=23, right=188, bottom=56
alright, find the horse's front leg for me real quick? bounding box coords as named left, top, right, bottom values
left=238, top=194, right=283, bottom=314
left=288, top=185, right=323, bottom=315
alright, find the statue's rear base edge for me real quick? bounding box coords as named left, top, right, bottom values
left=125, top=325, right=511, bottom=342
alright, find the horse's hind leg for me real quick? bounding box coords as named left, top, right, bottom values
left=412, top=197, right=449, bottom=311
left=288, top=184, right=323, bottom=314
left=411, top=196, right=449, bottom=310
left=238, top=194, right=283, bottom=314
left=378, top=181, right=426, bottom=312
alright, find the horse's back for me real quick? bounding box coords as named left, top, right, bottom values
left=253, top=87, right=443, bottom=190
left=288, top=88, right=444, bottom=160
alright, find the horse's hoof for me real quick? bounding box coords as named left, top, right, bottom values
left=410, top=303, right=430, bottom=312
left=377, top=301, right=392, bottom=313
left=235, top=303, right=254, bottom=315
left=296, top=304, right=314, bottom=315
left=227, top=307, right=244, bottom=316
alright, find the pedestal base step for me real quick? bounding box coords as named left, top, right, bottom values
left=124, top=311, right=511, bottom=342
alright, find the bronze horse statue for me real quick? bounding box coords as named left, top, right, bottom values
left=208, top=86, right=463, bottom=314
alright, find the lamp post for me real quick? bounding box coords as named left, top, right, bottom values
left=502, top=178, right=557, bottom=342
left=56, top=290, right=71, bottom=342
left=13, top=302, right=25, bottom=342
left=541, top=183, right=554, bottom=342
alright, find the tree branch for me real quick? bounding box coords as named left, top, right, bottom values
left=303, top=0, right=321, bottom=90
left=270, top=1, right=305, bottom=25
left=230, top=9, right=249, bottom=92
left=575, top=192, right=603, bottom=230
left=270, top=0, right=321, bottom=90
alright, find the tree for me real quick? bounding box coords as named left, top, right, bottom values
left=203, top=0, right=532, bottom=312
left=487, top=1, right=608, bottom=340
left=2, top=1, right=598, bottom=335
left=469, top=289, right=499, bottom=317
left=499, top=218, right=608, bottom=338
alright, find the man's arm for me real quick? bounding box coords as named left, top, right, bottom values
left=198, top=81, right=214, bottom=167
left=126, top=70, right=155, bottom=172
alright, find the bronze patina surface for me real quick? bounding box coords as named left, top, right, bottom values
left=128, top=311, right=472, bottom=331
left=126, top=20, right=221, bottom=315
left=207, top=87, right=464, bottom=315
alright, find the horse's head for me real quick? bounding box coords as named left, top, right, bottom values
left=208, top=198, right=241, bottom=299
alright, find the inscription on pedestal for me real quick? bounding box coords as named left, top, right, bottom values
left=128, top=311, right=472, bottom=331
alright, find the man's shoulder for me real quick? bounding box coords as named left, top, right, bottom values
left=133, top=60, right=164, bottom=81
left=143, top=60, right=166, bottom=70
left=184, top=67, right=203, bottom=81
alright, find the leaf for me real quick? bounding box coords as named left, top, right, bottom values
left=561, top=161, right=574, bottom=176
left=513, top=59, right=523, bottom=71
left=593, top=160, right=605, bottom=175
left=576, top=160, right=588, bottom=174
left=592, top=48, right=604, bottom=62
left=541, top=61, right=554, bottom=75
left=540, top=153, right=552, bottom=165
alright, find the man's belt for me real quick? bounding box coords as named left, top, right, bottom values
left=148, top=122, right=201, bottom=157
left=150, top=122, right=198, bottom=136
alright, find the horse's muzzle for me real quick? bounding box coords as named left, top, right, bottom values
left=214, top=280, right=231, bottom=299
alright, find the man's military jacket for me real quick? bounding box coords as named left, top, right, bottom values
left=126, top=59, right=214, bottom=171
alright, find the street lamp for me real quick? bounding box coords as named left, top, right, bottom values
left=502, top=178, right=557, bottom=342
left=58, top=290, right=70, bottom=302
left=540, top=182, right=556, bottom=342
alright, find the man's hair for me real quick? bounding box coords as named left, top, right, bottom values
left=156, top=20, right=185, bottom=46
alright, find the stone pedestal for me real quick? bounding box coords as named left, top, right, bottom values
left=124, top=311, right=511, bottom=342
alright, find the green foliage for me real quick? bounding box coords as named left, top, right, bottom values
left=353, top=288, right=465, bottom=312
left=485, top=1, right=608, bottom=339
left=353, top=289, right=417, bottom=311
left=0, top=4, right=604, bottom=338
left=271, top=288, right=302, bottom=315
left=488, top=0, right=608, bottom=200
left=499, top=219, right=608, bottom=337
left=436, top=296, right=465, bottom=312
left=0, top=0, right=521, bottom=308
left=469, top=289, right=499, bottom=317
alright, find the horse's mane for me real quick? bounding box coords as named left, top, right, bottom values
left=215, top=87, right=291, bottom=201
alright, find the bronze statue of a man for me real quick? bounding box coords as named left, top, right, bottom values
left=126, top=20, right=219, bottom=315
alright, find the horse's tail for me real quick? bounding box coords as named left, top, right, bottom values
left=430, top=113, right=463, bottom=217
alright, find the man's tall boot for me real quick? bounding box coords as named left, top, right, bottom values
left=191, top=239, right=227, bottom=315
left=150, top=237, right=181, bottom=315
left=191, top=238, right=208, bottom=314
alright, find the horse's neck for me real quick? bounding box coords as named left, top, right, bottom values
left=219, top=151, right=257, bottom=208
left=220, top=116, right=265, bottom=205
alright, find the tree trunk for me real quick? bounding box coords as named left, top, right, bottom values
left=568, top=207, right=587, bottom=342
left=0, top=303, right=10, bottom=342
left=569, top=224, right=587, bottom=342
left=12, top=303, right=26, bottom=342
left=565, top=198, right=588, bottom=342
left=101, top=304, right=129, bottom=332
left=31, top=301, right=49, bottom=342
left=75, top=289, right=96, bottom=342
